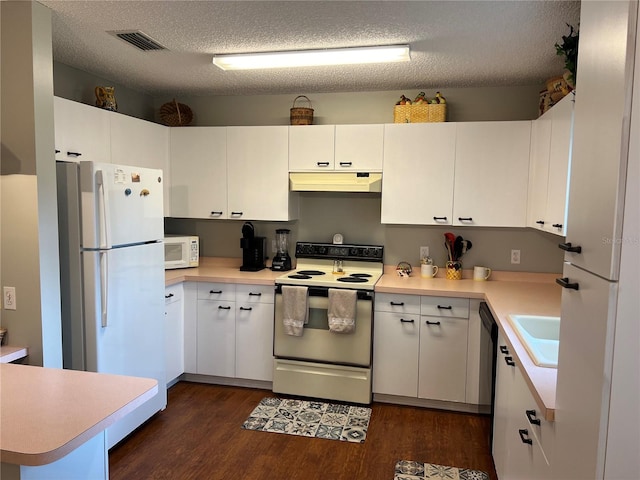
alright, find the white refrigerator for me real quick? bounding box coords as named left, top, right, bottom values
left=57, top=160, right=167, bottom=449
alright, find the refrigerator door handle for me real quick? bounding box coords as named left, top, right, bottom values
left=100, top=251, right=109, bottom=327
left=95, top=169, right=112, bottom=249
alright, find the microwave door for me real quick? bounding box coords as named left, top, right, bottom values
left=164, top=241, right=185, bottom=269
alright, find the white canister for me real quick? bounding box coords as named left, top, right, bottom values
left=421, top=264, right=439, bottom=278
left=473, top=266, right=492, bottom=281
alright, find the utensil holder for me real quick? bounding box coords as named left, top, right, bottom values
left=445, top=261, right=462, bottom=280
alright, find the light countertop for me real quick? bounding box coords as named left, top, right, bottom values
left=0, top=346, right=28, bottom=364
left=0, top=364, right=158, bottom=466
left=166, top=258, right=561, bottom=420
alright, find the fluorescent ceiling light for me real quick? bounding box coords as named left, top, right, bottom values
left=212, top=45, right=410, bottom=70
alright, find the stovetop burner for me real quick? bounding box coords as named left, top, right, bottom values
left=349, top=273, right=372, bottom=278
left=337, top=276, right=368, bottom=283
left=296, top=270, right=326, bottom=276
left=288, top=274, right=312, bottom=279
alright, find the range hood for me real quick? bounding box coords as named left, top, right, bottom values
left=289, top=172, right=382, bottom=193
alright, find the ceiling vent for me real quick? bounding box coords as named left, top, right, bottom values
left=109, top=31, right=167, bottom=51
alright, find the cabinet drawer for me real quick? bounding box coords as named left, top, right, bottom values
left=165, top=284, right=183, bottom=305
left=236, top=284, right=275, bottom=304
left=197, top=282, right=236, bottom=301
left=375, top=293, right=420, bottom=314
left=421, top=296, right=469, bottom=318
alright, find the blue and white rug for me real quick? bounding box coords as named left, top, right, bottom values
left=394, top=460, right=490, bottom=480
left=241, top=397, right=371, bottom=443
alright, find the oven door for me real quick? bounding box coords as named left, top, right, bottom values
left=274, top=285, right=373, bottom=367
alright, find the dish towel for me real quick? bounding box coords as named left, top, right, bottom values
left=328, top=289, right=357, bottom=334
left=282, top=286, right=308, bottom=336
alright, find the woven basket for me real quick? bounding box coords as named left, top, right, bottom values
left=393, top=104, right=412, bottom=123
left=290, top=96, right=314, bottom=125
left=428, top=104, right=447, bottom=122
left=393, top=104, right=447, bottom=123
left=160, top=99, right=193, bottom=126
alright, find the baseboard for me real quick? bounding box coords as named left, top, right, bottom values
left=180, top=373, right=272, bottom=391
left=373, top=393, right=491, bottom=415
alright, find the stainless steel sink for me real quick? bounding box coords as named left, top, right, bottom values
left=507, top=314, right=560, bottom=368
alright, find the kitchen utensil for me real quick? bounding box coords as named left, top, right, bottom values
left=454, top=236, right=464, bottom=260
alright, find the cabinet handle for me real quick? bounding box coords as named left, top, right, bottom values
left=552, top=223, right=563, bottom=229
left=339, top=162, right=352, bottom=167
left=437, top=305, right=452, bottom=310
left=55, top=149, right=61, bottom=154
left=505, top=356, right=516, bottom=366
left=458, top=217, right=473, bottom=222
left=317, top=162, right=330, bottom=167
left=209, top=290, right=223, bottom=294
left=526, top=409, right=541, bottom=426
left=67, top=151, right=82, bottom=157
left=518, top=429, right=533, bottom=445
left=230, top=211, right=243, bottom=216
left=433, top=216, right=448, bottom=222
left=399, top=318, right=415, bottom=323
left=556, top=277, right=580, bottom=290
left=165, top=293, right=174, bottom=299
left=249, top=292, right=262, bottom=296
left=390, top=301, right=405, bottom=306
left=218, top=305, right=231, bottom=310
left=210, top=211, right=223, bottom=216
left=536, top=220, right=545, bottom=225
left=426, top=320, right=441, bottom=326
left=500, top=345, right=509, bottom=354
left=558, top=242, right=582, bottom=253
left=239, top=306, right=252, bottom=311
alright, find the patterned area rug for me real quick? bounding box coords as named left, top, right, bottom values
left=394, top=460, right=490, bottom=480
left=241, top=397, right=371, bottom=443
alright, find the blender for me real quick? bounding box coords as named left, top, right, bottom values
left=271, top=229, right=292, bottom=271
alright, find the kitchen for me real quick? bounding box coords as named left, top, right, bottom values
left=1, top=1, right=638, bottom=479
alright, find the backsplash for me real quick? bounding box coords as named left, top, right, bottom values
left=165, top=193, right=564, bottom=273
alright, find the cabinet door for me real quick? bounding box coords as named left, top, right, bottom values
left=227, top=126, right=296, bottom=221
left=372, top=311, right=419, bottom=396
left=170, top=127, right=227, bottom=219
left=54, top=97, right=111, bottom=163
left=165, top=284, right=184, bottom=385
left=235, top=302, right=274, bottom=381
left=453, top=121, right=531, bottom=227
left=418, top=317, right=468, bottom=403
left=289, top=125, right=335, bottom=170
left=110, top=114, right=170, bottom=215
left=382, top=123, right=456, bottom=225
left=527, top=111, right=552, bottom=230
left=183, top=282, right=198, bottom=374
left=196, top=299, right=235, bottom=377
left=335, top=124, right=384, bottom=171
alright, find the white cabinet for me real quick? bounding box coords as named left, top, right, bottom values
left=110, top=114, right=171, bottom=215
left=381, top=123, right=457, bottom=225
left=53, top=96, right=111, bottom=164
left=164, top=284, right=184, bottom=386
left=183, top=282, right=198, bottom=374
left=453, top=121, right=531, bottom=227
left=196, top=283, right=236, bottom=377
left=227, top=126, right=298, bottom=221
left=493, top=332, right=552, bottom=480
left=527, top=94, right=574, bottom=236
left=289, top=124, right=384, bottom=172
left=234, top=284, right=275, bottom=382
left=169, top=127, right=227, bottom=219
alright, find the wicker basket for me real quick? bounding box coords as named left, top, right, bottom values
left=393, top=103, right=447, bottom=123
left=393, top=104, right=412, bottom=123
left=290, top=96, right=314, bottom=125
left=428, top=104, right=447, bottom=122
left=160, top=99, right=193, bottom=126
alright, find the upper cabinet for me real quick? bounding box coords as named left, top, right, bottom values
left=169, top=127, right=227, bottom=219
left=381, top=123, right=456, bottom=225
left=110, top=114, right=170, bottom=215
left=227, top=126, right=299, bottom=221
left=527, top=94, right=574, bottom=236
left=289, top=124, right=383, bottom=172
left=453, top=121, right=531, bottom=227
left=54, top=96, right=111, bottom=164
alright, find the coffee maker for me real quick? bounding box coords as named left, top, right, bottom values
left=240, top=222, right=266, bottom=272
left=271, top=228, right=292, bottom=271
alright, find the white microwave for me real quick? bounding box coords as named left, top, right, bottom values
left=164, top=235, right=199, bottom=269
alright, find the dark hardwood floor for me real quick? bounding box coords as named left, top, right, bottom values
left=109, top=382, right=498, bottom=480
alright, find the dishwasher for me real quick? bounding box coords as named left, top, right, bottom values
left=479, top=301, right=498, bottom=444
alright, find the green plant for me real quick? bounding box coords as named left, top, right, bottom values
left=555, top=23, right=579, bottom=86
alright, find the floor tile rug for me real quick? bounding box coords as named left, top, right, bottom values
left=241, top=397, right=371, bottom=443
left=394, top=460, right=490, bottom=480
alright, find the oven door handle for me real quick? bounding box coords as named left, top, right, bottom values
left=275, top=284, right=373, bottom=301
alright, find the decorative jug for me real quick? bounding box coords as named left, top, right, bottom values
left=95, top=86, right=117, bottom=111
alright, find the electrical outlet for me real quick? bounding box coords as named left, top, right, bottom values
left=420, top=246, right=430, bottom=260
left=511, top=249, right=521, bottom=265
left=3, top=286, right=16, bottom=310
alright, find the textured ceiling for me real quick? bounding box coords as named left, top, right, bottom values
left=39, top=0, right=581, bottom=97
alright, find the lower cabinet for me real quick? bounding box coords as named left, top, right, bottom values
left=164, top=284, right=184, bottom=386
left=493, top=331, right=553, bottom=479
left=373, top=293, right=478, bottom=407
